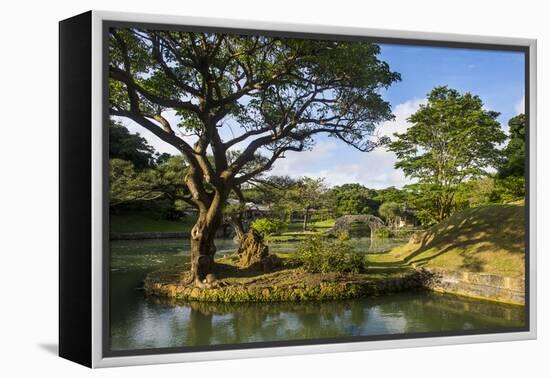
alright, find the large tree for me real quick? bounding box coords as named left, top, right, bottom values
left=378, top=201, right=403, bottom=228
left=108, top=28, right=400, bottom=284
left=292, top=177, right=327, bottom=231
left=388, top=86, right=506, bottom=223
left=326, top=183, right=378, bottom=217
left=109, top=120, right=157, bottom=169
left=109, top=155, right=189, bottom=209
left=498, top=113, right=526, bottom=179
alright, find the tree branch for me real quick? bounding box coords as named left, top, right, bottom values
left=151, top=36, right=202, bottom=97
left=235, top=144, right=305, bottom=184
left=223, top=127, right=272, bottom=149
left=109, top=109, right=201, bottom=166
left=110, top=66, right=200, bottom=112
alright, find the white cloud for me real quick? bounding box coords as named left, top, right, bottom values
left=267, top=98, right=425, bottom=189
left=379, top=98, right=426, bottom=141
left=515, top=95, right=525, bottom=114
left=268, top=140, right=339, bottom=178
left=312, top=148, right=413, bottom=189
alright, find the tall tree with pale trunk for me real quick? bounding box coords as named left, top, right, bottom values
left=389, top=86, right=506, bottom=224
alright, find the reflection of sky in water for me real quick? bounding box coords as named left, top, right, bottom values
left=369, top=307, right=407, bottom=334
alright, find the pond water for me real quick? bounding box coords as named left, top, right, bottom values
left=109, top=238, right=525, bottom=352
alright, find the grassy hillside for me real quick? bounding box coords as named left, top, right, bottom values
left=371, top=202, right=526, bottom=278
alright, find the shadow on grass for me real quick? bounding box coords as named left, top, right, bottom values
left=364, top=204, right=524, bottom=275
left=400, top=204, right=524, bottom=267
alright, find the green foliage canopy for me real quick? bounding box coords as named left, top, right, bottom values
left=295, top=236, right=366, bottom=273
left=498, top=113, right=526, bottom=184
left=108, top=28, right=401, bottom=212
left=109, top=155, right=190, bottom=210
left=378, top=201, right=403, bottom=226
left=109, top=121, right=156, bottom=169
left=388, top=86, right=506, bottom=223
left=250, top=217, right=288, bottom=235
left=326, top=183, right=378, bottom=216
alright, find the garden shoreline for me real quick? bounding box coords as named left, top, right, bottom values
left=143, top=267, right=431, bottom=303
left=143, top=266, right=525, bottom=306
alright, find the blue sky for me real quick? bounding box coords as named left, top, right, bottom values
left=119, top=43, right=525, bottom=189
left=379, top=44, right=525, bottom=125
left=266, top=44, right=525, bottom=188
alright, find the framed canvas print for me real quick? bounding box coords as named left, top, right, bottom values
left=59, top=10, right=537, bottom=368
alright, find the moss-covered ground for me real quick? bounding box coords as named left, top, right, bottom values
left=143, top=253, right=425, bottom=303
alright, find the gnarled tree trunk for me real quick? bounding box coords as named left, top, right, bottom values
left=236, top=230, right=280, bottom=272
left=190, top=211, right=222, bottom=285
left=188, top=182, right=228, bottom=285
left=236, top=229, right=269, bottom=268
left=227, top=214, right=245, bottom=243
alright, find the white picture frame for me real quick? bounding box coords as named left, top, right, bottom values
left=59, top=10, right=537, bottom=368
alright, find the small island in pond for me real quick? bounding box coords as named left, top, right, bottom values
left=107, top=27, right=527, bottom=351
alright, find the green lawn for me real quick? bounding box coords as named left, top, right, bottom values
left=110, top=212, right=195, bottom=233
left=265, top=218, right=336, bottom=241
left=265, top=232, right=317, bottom=242
left=110, top=214, right=336, bottom=236
left=376, top=201, right=526, bottom=278
left=310, top=219, right=336, bottom=228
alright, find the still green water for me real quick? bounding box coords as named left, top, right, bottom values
left=110, top=238, right=525, bottom=351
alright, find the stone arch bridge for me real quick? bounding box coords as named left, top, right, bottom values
left=326, top=214, right=386, bottom=238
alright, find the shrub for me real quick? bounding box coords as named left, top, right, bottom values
left=251, top=217, right=288, bottom=235
left=295, top=236, right=366, bottom=273
left=337, top=230, right=350, bottom=241
left=373, top=227, right=392, bottom=239
left=378, top=201, right=403, bottom=227
left=491, top=176, right=525, bottom=203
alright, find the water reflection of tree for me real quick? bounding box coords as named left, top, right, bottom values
left=173, top=300, right=370, bottom=346
left=185, top=305, right=213, bottom=346
left=151, top=292, right=524, bottom=347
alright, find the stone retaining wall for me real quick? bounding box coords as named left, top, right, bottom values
left=423, top=267, right=525, bottom=305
